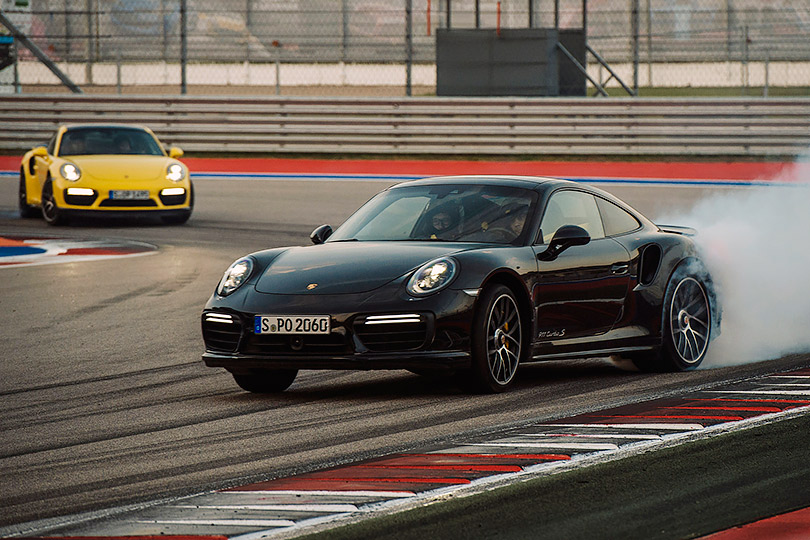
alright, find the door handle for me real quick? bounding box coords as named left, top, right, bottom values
left=611, top=263, right=629, bottom=275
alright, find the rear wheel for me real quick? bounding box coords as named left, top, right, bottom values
left=465, top=284, right=524, bottom=393
left=633, top=266, right=712, bottom=372
left=231, top=369, right=298, bottom=393
left=18, top=170, right=37, bottom=219
left=41, top=179, right=66, bottom=226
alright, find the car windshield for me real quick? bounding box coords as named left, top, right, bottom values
left=329, top=184, right=537, bottom=244
left=58, top=127, right=165, bottom=157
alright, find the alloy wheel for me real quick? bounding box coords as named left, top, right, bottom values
left=486, top=293, right=522, bottom=385
left=669, top=277, right=710, bottom=364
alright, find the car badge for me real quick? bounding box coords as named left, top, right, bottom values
left=307, top=283, right=318, bottom=290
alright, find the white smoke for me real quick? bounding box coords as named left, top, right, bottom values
left=656, top=163, right=810, bottom=367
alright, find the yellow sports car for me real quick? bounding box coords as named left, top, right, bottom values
left=19, top=124, right=193, bottom=225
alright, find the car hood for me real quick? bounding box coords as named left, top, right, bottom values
left=254, top=241, right=476, bottom=295
left=67, top=155, right=171, bottom=182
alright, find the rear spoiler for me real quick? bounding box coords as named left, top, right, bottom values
left=657, top=224, right=697, bottom=236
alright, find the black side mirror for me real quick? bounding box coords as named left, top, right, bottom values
left=310, top=224, right=333, bottom=245
left=537, top=225, right=590, bottom=261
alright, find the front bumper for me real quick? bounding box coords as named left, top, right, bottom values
left=202, top=349, right=471, bottom=372
left=201, top=286, right=478, bottom=372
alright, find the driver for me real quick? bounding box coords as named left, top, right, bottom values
left=427, top=207, right=460, bottom=240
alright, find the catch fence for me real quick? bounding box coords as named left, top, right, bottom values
left=1, top=0, right=809, bottom=95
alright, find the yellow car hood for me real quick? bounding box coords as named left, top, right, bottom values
left=71, top=155, right=172, bottom=182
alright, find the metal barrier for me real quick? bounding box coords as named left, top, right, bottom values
left=2, top=95, right=810, bottom=157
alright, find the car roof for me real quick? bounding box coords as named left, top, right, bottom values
left=393, top=175, right=571, bottom=190
left=61, top=124, right=152, bottom=132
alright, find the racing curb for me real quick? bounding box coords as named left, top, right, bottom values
left=4, top=367, right=810, bottom=539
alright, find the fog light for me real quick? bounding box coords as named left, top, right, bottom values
left=161, top=187, right=186, bottom=196
left=66, top=187, right=94, bottom=196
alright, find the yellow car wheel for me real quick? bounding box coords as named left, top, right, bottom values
left=41, top=179, right=66, bottom=226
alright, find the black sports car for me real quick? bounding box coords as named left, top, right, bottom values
left=202, top=176, right=720, bottom=393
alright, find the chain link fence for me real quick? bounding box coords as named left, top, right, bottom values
left=1, top=0, right=809, bottom=95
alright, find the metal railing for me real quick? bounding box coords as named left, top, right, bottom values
left=2, top=95, right=809, bottom=158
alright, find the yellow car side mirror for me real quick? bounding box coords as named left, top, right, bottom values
left=168, top=146, right=184, bottom=159
left=32, top=146, right=48, bottom=157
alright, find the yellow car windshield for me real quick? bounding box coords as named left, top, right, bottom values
left=58, top=127, right=164, bottom=157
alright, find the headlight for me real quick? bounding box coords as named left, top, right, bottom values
left=407, top=257, right=457, bottom=296
left=217, top=257, right=254, bottom=296
left=166, top=163, right=186, bottom=182
left=59, top=162, right=81, bottom=182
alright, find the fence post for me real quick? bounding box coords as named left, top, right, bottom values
left=632, top=0, right=639, bottom=94
left=406, top=0, right=412, bottom=96
left=180, top=0, right=187, bottom=95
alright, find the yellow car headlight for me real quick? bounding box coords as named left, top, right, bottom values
left=60, top=162, right=81, bottom=182
left=166, top=163, right=186, bottom=182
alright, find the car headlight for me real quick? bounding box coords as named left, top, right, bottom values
left=217, top=257, right=254, bottom=296
left=59, top=162, right=81, bottom=182
left=407, top=257, right=457, bottom=296
left=166, top=163, right=186, bottom=182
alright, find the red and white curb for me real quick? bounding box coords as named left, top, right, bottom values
left=0, top=235, right=157, bottom=268
left=7, top=368, right=810, bottom=540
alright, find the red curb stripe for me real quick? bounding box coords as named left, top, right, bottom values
left=24, top=537, right=228, bottom=540
left=701, top=506, right=810, bottom=539
left=174, top=157, right=801, bottom=182
left=352, top=464, right=524, bottom=473
left=609, top=415, right=746, bottom=421
left=279, top=477, right=471, bottom=485
left=401, top=453, right=571, bottom=461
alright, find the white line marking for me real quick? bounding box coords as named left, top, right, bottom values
left=523, top=433, right=662, bottom=441
left=710, top=390, right=810, bottom=396
left=461, top=442, right=620, bottom=451
left=220, top=490, right=416, bottom=498
left=541, top=423, right=705, bottom=431
left=136, top=519, right=295, bottom=527
left=171, top=504, right=359, bottom=512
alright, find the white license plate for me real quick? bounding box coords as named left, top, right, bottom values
left=254, top=315, right=330, bottom=335
left=110, top=190, right=150, bottom=200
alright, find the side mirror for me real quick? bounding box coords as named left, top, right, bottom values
left=32, top=146, right=48, bottom=157
left=168, top=146, right=184, bottom=159
left=310, top=224, right=333, bottom=245
left=537, top=225, right=590, bottom=261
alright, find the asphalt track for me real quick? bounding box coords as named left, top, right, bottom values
left=1, top=161, right=809, bottom=538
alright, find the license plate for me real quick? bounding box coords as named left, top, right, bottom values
left=110, top=190, right=150, bottom=200
left=254, top=315, right=330, bottom=335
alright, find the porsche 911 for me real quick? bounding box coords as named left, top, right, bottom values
left=19, top=124, right=192, bottom=225
left=202, top=176, right=720, bottom=393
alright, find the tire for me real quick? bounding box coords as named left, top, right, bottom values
left=18, top=169, right=38, bottom=219
left=231, top=369, right=298, bottom=393
left=41, top=179, right=66, bottom=226
left=633, top=265, right=713, bottom=372
left=465, top=284, right=524, bottom=393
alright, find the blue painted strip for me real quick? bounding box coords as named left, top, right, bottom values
left=189, top=171, right=798, bottom=188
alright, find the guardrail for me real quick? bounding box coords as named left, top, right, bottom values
left=2, top=95, right=810, bottom=157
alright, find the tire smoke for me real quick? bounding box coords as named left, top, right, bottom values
left=656, top=165, right=810, bottom=367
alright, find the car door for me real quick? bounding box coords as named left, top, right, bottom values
left=530, top=189, right=631, bottom=341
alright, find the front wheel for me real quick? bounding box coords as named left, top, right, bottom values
left=465, top=284, right=524, bottom=393
left=231, top=369, right=298, bottom=393
left=41, top=179, right=66, bottom=226
left=633, top=266, right=713, bottom=372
